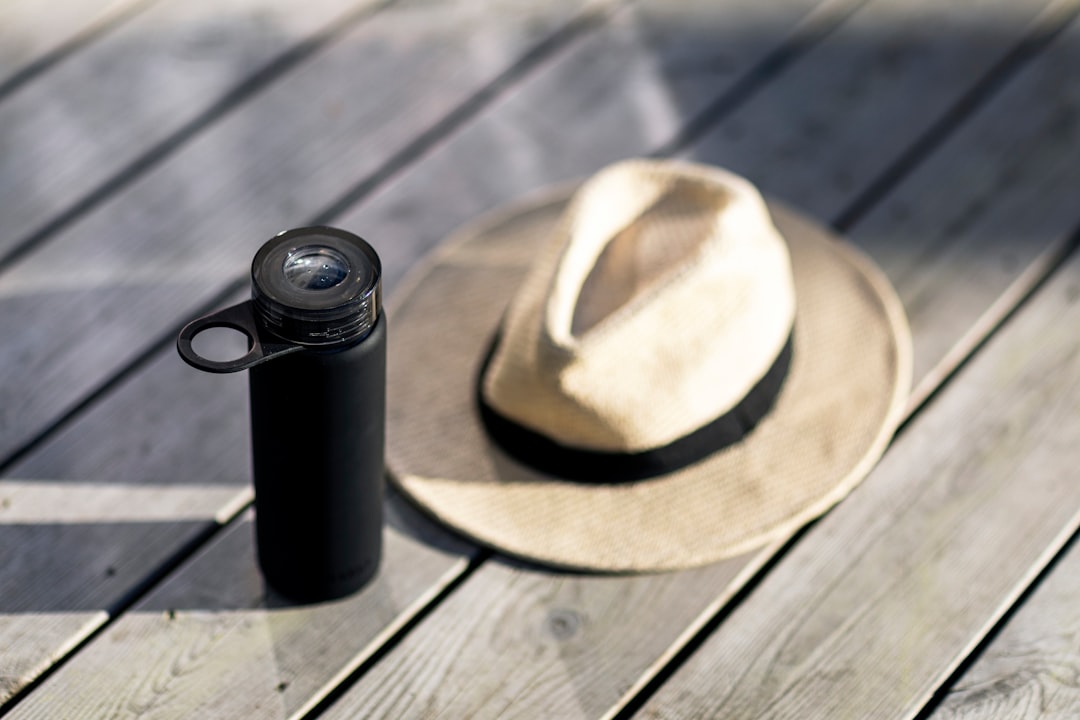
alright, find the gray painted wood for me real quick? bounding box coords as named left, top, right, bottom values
left=3, top=0, right=1073, bottom=718
left=0, top=0, right=592, bottom=705
left=0, top=0, right=389, bottom=259
left=680, top=0, right=1059, bottom=222
left=6, top=288, right=252, bottom=491
left=918, top=46, right=1080, bottom=698
left=5, top=506, right=470, bottom=720
left=927, top=536, right=1080, bottom=718
left=637, top=241, right=1080, bottom=720
left=850, top=0, right=1080, bottom=394
left=0, top=0, right=589, bottom=473
left=0, top=0, right=850, bottom=713
left=343, top=0, right=862, bottom=293
left=0, top=614, right=104, bottom=703
left=0, top=0, right=149, bottom=92
left=633, top=11, right=1080, bottom=718
left=319, top=0, right=1080, bottom=717
left=323, top=553, right=782, bottom=720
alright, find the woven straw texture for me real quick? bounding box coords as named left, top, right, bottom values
left=483, top=161, right=795, bottom=451
left=387, top=163, right=911, bottom=572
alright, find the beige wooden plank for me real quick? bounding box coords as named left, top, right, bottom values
left=317, top=0, right=1080, bottom=718
left=0, top=0, right=387, bottom=261
left=680, top=0, right=1059, bottom=220
left=0, top=614, right=105, bottom=702
left=0, top=516, right=226, bottom=696
left=0, top=0, right=149, bottom=93
left=0, top=0, right=593, bottom=706
left=637, top=244, right=1080, bottom=720
left=5, top=505, right=471, bottom=720
left=632, top=12, right=1080, bottom=719
left=847, top=0, right=1080, bottom=394
left=0, top=0, right=850, bottom=713
left=0, top=0, right=591, bottom=478
left=327, top=554, right=786, bottom=720
left=8, top=0, right=1071, bottom=716
left=7, top=288, right=251, bottom=493
left=927, top=538, right=1080, bottom=718
left=356, top=0, right=864, bottom=292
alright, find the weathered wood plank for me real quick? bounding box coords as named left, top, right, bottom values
left=0, top=0, right=594, bottom=705
left=0, top=0, right=852, bottom=713
left=0, top=0, right=591, bottom=473
left=0, top=0, right=149, bottom=95
left=0, top=614, right=104, bottom=703
left=680, top=0, right=1062, bottom=222
left=632, top=11, right=1080, bottom=718
left=637, top=246, right=1080, bottom=720
left=6, top=0, right=1071, bottom=716
left=4, top=505, right=471, bottom=720
left=0, top=0, right=389, bottom=264
left=316, top=0, right=1080, bottom=718
left=927, top=537, right=1080, bottom=718
left=350, top=0, right=866, bottom=292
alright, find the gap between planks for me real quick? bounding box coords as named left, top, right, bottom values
left=6, top=0, right=1071, bottom=716
left=613, top=3, right=1080, bottom=710
left=317, top=0, right=1080, bottom=716
left=624, top=7, right=1080, bottom=717
left=631, top=221, right=1080, bottom=719
left=0, top=0, right=618, bottom=713
left=0, top=0, right=621, bottom=472
left=920, top=442, right=1080, bottom=718
left=0, top=0, right=157, bottom=103
left=0, top=0, right=868, bottom=716
left=0, top=0, right=398, bottom=275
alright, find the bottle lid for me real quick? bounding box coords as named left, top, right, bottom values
left=252, top=227, right=382, bottom=346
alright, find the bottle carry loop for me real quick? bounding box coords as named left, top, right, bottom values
left=176, top=300, right=302, bottom=374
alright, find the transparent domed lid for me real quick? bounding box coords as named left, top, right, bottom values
left=282, top=246, right=351, bottom=291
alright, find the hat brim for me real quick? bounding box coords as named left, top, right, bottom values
left=386, top=183, right=911, bottom=572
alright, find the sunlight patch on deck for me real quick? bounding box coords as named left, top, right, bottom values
left=0, top=481, right=250, bottom=524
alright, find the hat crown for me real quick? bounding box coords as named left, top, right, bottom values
left=482, top=159, right=796, bottom=453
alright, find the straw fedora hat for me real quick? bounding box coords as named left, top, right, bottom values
left=387, top=159, right=911, bottom=572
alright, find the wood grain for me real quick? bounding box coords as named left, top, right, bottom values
left=4, top=0, right=1075, bottom=717
left=319, top=0, right=1080, bottom=717
left=0, top=0, right=849, bottom=714
left=0, top=0, right=388, bottom=262
left=0, top=0, right=590, bottom=464
left=4, top=508, right=470, bottom=720
left=633, top=10, right=1080, bottom=718
left=928, top=536, right=1080, bottom=718
left=345, top=0, right=860, bottom=292
left=680, top=0, right=1058, bottom=221
left=849, top=0, right=1080, bottom=388
left=0, top=0, right=591, bottom=706
left=0, top=613, right=105, bottom=703
left=637, top=237, right=1080, bottom=720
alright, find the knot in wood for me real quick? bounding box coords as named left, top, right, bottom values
left=545, top=609, right=582, bottom=641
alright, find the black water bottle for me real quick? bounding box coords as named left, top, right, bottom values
left=177, top=227, right=385, bottom=602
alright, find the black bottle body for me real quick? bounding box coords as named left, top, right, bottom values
left=249, top=312, right=386, bottom=602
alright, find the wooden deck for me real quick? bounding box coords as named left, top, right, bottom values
left=1, top=0, right=1079, bottom=717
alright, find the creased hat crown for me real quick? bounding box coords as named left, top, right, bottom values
left=481, top=159, right=796, bottom=454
